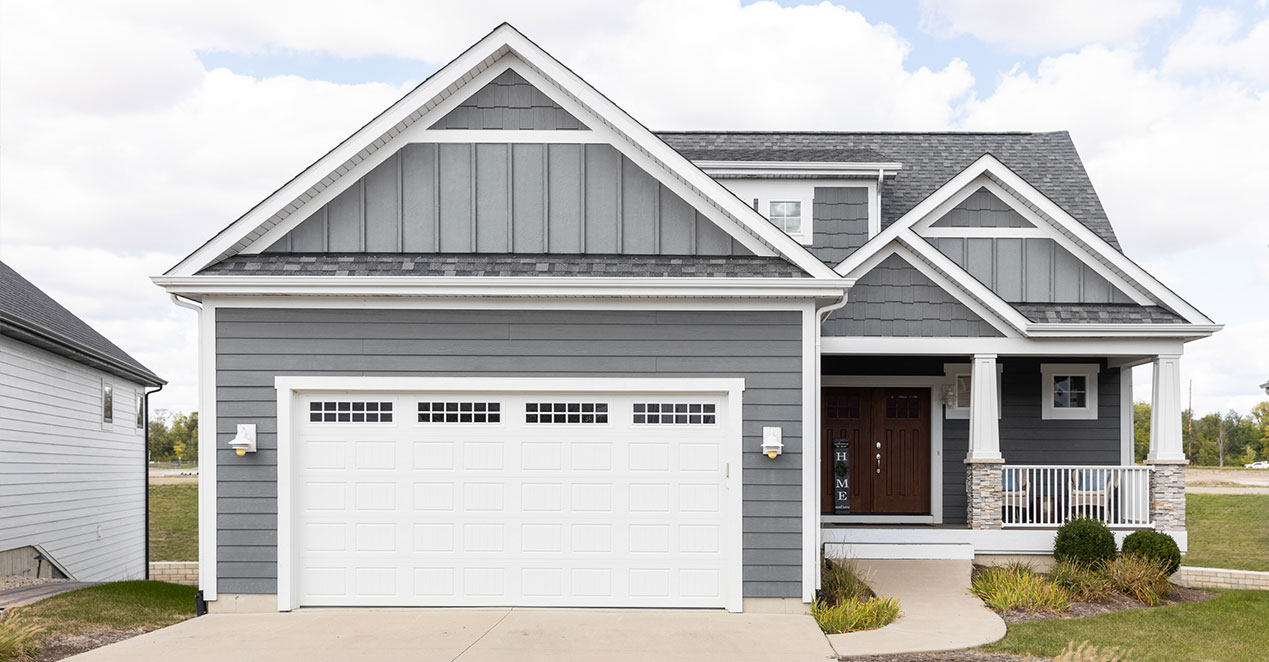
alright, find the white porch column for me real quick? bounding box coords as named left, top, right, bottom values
left=965, top=353, right=1003, bottom=529
left=1147, top=354, right=1184, bottom=462
left=968, top=353, right=1001, bottom=460
left=1146, top=354, right=1187, bottom=533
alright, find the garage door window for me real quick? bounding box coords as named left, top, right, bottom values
left=633, top=402, right=716, bottom=425
left=309, top=401, right=393, bottom=423
left=525, top=402, right=609, bottom=424
left=418, top=401, right=501, bottom=423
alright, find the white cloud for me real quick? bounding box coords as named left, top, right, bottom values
left=1162, top=8, right=1269, bottom=84
left=920, top=0, right=1180, bottom=54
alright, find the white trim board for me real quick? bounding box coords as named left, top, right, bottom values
left=821, top=336, right=1186, bottom=357
left=834, top=154, right=1215, bottom=326
left=197, top=302, right=217, bottom=600
left=165, top=24, right=840, bottom=280
left=273, top=375, right=747, bottom=613
left=821, top=527, right=1186, bottom=554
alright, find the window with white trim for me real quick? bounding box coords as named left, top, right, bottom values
left=418, top=401, right=500, bottom=424
left=633, top=403, right=717, bottom=425
left=136, top=393, right=145, bottom=429
left=309, top=401, right=394, bottom=423
left=102, top=384, right=113, bottom=423
left=1040, top=364, right=1100, bottom=420
left=942, top=363, right=1002, bottom=420
left=526, top=402, right=608, bottom=424
left=768, top=201, right=803, bottom=236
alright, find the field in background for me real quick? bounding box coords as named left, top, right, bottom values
left=149, top=484, right=198, bottom=562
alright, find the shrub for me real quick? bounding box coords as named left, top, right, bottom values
left=1054, top=641, right=1132, bottom=662
left=821, top=558, right=874, bottom=604
left=1053, top=517, right=1117, bottom=565
left=1101, top=555, right=1172, bottom=606
left=1121, top=530, right=1182, bottom=575
left=810, top=596, right=900, bottom=634
left=1050, top=560, right=1113, bottom=603
left=971, top=562, right=1071, bottom=613
left=0, top=612, right=44, bottom=662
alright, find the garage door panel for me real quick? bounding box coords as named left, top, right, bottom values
left=295, top=391, right=732, bottom=607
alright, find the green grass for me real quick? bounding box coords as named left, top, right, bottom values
left=2, top=582, right=197, bottom=661
left=1185, top=494, right=1269, bottom=571
left=983, top=590, right=1269, bottom=662
left=149, top=484, right=198, bottom=561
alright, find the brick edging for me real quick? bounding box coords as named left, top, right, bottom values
left=149, top=561, right=198, bottom=587
left=1173, top=566, right=1269, bottom=591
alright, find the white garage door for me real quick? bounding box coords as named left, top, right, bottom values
left=293, top=390, right=734, bottom=608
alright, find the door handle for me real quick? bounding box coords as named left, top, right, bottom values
left=875, top=452, right=881, bottom=474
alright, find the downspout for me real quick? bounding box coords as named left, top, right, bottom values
left=144, top=382, right=164, bottom=580
left=811, top=291, right=848, bottom=593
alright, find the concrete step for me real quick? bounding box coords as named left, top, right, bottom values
left=825, top=542, right=976, bottom=560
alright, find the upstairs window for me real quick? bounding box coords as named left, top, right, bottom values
left=769, top=201, right=803, bottom=236
left=137, top=393, right=145, bottom=429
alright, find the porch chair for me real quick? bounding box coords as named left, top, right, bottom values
left=1068, top=470, right=1119, bottom=523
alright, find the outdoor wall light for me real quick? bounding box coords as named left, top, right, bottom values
left=229, top=424, right=257, bottom=457
left=761, top=426, right=783, bottom=459
left=941, top=384, right=958, bottom=408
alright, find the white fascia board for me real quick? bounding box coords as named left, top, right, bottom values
left=1026, top=323, right=1222, bottom=338
left=821, top=335, right=1186, bottom=357
left=153, top=276, right=849, bottom=300
left=696, top=161, right=902, bottom=177
left=165, top=30, right=516, bottom=277
left=833, top=154, right=1214, bottom=325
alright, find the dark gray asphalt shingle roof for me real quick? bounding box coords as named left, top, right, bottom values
left=0, top=260, right=163, bottom=385
left=1014, top=303, right=1185, bottom=324
left=201, top=254, right=809, bottom=278
left=657, top=131, right=1120, bottom=250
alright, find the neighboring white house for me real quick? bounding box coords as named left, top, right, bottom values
left=0, top=260, right=164, bottom=582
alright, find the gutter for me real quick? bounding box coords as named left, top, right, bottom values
left=0, top=316, right=164, bottom=387
left=1026, top=323, right=1224, bottom=339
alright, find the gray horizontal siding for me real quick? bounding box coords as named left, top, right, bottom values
left=215, top=308, right=804, bottom=598
left=930, top=236, right=1133, bottom=304
left=429, top=69, right=585, bottom=130
left=824, top=253, right=1004, bottom=337
left=264, top=143, right=748, bottom=257
left=931, top=188, right=1032, bottom=228
left=810, top=187, right=869, bottom=264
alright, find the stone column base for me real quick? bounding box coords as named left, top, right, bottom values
left=1147, top=459, right=1187, bottom=532
left=965, top=458, right=1004, bottom=530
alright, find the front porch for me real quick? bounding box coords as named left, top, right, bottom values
left=817, top=352, right=1187, bottom=560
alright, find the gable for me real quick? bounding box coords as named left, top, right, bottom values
left=930, top=188, right=1034, bottom=228
left=429, top=69, right=586, bottom=131
left=824, top=253, right=1005, bottom=338
left=929, top=237, right=1134, bottom=304
left=262, top=142, right=749, bottom=256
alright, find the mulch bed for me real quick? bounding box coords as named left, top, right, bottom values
left=997, top=582, right=1214, bottom=625
left=34, top=630, right=144, bottom=662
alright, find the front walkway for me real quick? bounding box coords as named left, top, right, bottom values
left=828, top=560, right=1005, bottom=656
left=64, top=608, right=837, bottom=662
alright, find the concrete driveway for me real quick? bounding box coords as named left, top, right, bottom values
left=66, top=608, right=837, bottom=662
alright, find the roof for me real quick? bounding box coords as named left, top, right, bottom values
left=1013, top=303, right=1186, bottom=324
left=658, top=131, right=1120, bottom=249
left=201, top=254, right=809, bottom=278
left=674, top=147, right=890, bottom=163
left=0, top=260, right=164, bottom=386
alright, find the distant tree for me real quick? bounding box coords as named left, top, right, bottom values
left=1133, top=401, right=1151, bottom=463
left=149, top=410, right=199, bottom=462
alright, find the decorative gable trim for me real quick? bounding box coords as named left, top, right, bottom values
left=836, top=154, right=1216, bottom=326
left=166, top=24, right=839, bottom=279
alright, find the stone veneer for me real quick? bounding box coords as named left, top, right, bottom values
left=1147, top=460, right=1187, bottom=531
left=965, top=459, right=1004, bottom=529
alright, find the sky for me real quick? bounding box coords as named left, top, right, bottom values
left=0, top=0, right=1266, bottom=417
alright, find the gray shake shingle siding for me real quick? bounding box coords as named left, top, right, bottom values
left=659, top=131, right=1120, bottom=250
left=215, top=307, right=805, bottom=597
left=429, top=69, right=586, bottom=130
left=810, top=187, right=869, bottom=264
left=202, top=254, right=808, bottom=278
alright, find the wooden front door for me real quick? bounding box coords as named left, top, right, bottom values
left=822, top=387, right=931, bottom=515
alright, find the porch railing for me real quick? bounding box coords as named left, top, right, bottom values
left=1001, top=465, right=1154, bottom=528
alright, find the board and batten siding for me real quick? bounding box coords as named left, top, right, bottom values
left=0, top=334, right=146, bottom=582
left=263, top=143, right=748, bottom=257
left=214, top=308, right=805, bottom=598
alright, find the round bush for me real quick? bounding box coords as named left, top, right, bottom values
left=1121, top=530, right=1182, bottom=575
left=1053, top=517, right=1117, bottom=565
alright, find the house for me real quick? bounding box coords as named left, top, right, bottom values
left=0, top=260, right=164, bottom=581
left=154, top=24, right=1218, bottom=614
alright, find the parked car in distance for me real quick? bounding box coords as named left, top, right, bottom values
left=1244, top=461, right=1269, bottom=469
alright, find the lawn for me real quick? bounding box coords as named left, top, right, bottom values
left=1185, top=493, right=1269, bottom=571
left=1, top=582, right=197, bottom=661
left=149, top=484, right=198, bottom=562
left=983, top=590, right=1267, bottom=661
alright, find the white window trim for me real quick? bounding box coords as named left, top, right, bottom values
left=942, top=363, right=1003, bottom=420
left=101, top=381, right=114, bottom=426
left=1040, top=363, right=1100, bottom=420
left=768, top=199, right=808, bottom=241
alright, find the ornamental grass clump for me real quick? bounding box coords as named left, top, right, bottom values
left=1101, top=555, right=1172, bottom=606
left=1120, top=530, right=1182, bottom=575
left=1053, top=517, right=1117, bottom=565
left=811, top=558, right=900, bottom=634
left=971, top=562, right=1071, bottom=613
left=1050, top=560, right=1114, bottom=603
left=0, top=612, right=44, bottom=662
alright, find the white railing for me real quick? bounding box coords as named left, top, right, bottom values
left=1001, top=465, right=1154, bottom=528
